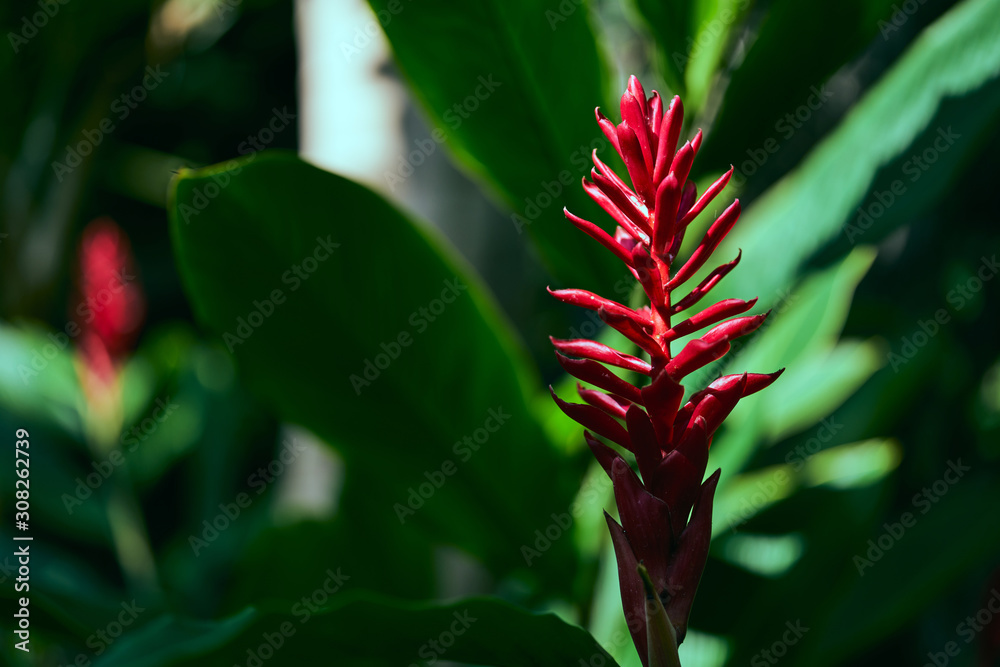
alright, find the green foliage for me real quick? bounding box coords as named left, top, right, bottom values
left=169, top=153, right=581, bottom=594
left=368, top=0, right=620, bottom=292
left=94, top=595, right=618, bottom=667
left=719, top=0, right=1000, bottom=303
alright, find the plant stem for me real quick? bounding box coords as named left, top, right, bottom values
left=105, top=469, right=161, bottom=603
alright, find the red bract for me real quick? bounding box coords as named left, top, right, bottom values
left=75, top=218, right=145, bottom=392
left=549, top=76, right=781, bottom=666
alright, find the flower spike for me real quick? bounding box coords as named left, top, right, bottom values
left=548, top=77, right=782, bottom=667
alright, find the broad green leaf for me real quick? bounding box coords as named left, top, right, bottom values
left=722, top=247, right=877, bottom=374
left=168, top=153, right=580, bottom=591
left=759, top=340, right=882, bottom=442
left=704, top=248, right=880, bottom=476
left=696, top=0, right=897, bottom=175
left=94, top=595, right=619, bottom=667
left=826, top=77, right=1000, bottom=253
left=718, top=0, right=1000, bottom=304
left=368, top=0, right=619, bottom=292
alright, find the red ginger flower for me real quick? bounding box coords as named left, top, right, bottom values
left=549, top=76, right=782, bottom=666
left=75, top=218, right=145, bottom=396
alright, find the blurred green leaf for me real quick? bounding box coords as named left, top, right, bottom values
left=696, top=0, right=897, bottom=174
left=631, top=0, right=755, bottom=109
left=95, top=594, right=619, bottom=667
left=0, top=322, right=85, bottom=439
left=713, top=437, right=902, bottom=537
left=630, top=0, right=690, bottom=94
left=719, top=0, right=1000, bottom=304
left=122, top=329, right=228, bottom=489
left=168, top=152, right=580, bottom=592
left=761, top=339, right=882, bottom=441
left=716, top=532, right=805, bottom=579
left=682, top=0, right=756, bottom=110
left=368, top=0, right=619, bottom=292
left=704, top=248, right=881, bottom=476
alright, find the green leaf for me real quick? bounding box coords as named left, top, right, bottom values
left=632, top=0, right=756, bottom=110
left=368, top=0, right=619, bottom=292
left=0, top=323, right=85, bottom=439
left=168, top=153, right=579, bottom=590
left=696, top=0, right=897, bottom=175
left=682, top=0, right=756, bottom=111
left=630, top=0, right=690, bottom=95
left=718, top=0, right=1000, bottom=304
left=713, top=438, right=902, bottom=537
left=702, top=248, right=880, bottom=476
left=94, top=595, right=619, bottom=667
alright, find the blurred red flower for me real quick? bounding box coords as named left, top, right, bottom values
left=74, top=217, right=145, bottom=395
